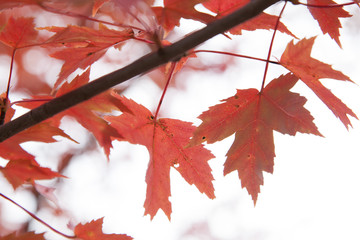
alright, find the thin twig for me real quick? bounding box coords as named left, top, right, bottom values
left=154, top=62, right=176, bottom=120
left=193, top=49, right=279, bottom=65
left=297, top=1, right=357, bottom=8
left=260, top=1, right=287, bottom=92
left=0, top=193, right=76, bottom=239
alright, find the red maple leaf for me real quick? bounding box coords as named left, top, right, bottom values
left=306, top=0, right=351, bottom=47
left=189, top=73, right=321, bottom=203
left=280, top=37, right=358, bottom=128
left=0, top=121, right=75, bottom=161
left=148, top=52, right=197, bottom=88
left=0, top=120, right=72, bottom=188
left=92, top=0, right=155, bottom=16
left=42, top=24, right=133, bottom=88
left=202, top=0, right=296, bottom=37
left=0, top=16, right=55, bottom=95
left=0, top=159, right=64, bottom=189
left=92, top=0, right=110, bottom=16
left=0, top=17, right=40, bottom=49
left=152, top=0, right=214, bottom=33
left=0, top=232, right=45, bottom=240
left=74, top=218, right=132, bottom=240
left=0, top=96, right=75, bottom=162
left=105, top=96, right=215, bottom=219
left=18, top=68, right=129, bottom=158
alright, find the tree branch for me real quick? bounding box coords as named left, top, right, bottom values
left=0, top=0, right=281, bottom=142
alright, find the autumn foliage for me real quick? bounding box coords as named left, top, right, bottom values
left=0, top=0, right=358, bottom=239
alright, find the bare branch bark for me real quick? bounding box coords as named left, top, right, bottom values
left=0, top=0, right=281, bottom=142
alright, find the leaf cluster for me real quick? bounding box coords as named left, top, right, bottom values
left=0, top=0, right=358, bottom=238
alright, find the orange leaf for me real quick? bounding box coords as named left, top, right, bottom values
left=106, top=96, right=215, bottom=219
left=74, top=218, right=132, bottom=240
left=42, top=24, right=133, bottom=88
left=0, top=159, right=64, bottom=189
left=0, top=121, right=71, bottom=188
left=307, top=0, right=351, bottom=48
left=190, top=73, right=321, bottom=203
left=42, top=24, right=133, bottom=47
left=0, top=232, right=45, bottom=240
left=0, top=17, right=39, bottom=48
left=0, top=0, right=49, bottom=10
left=202, top=0, right=296, bottom=37
left=0, top=121, right=75, bottom=161
left=280, top=37, right=358, bottom=128
left=18, top=69, right=129, bottom=158
left=149, top=52, right=197, bottom=88
left=92, top=0, right=110, bottom=16
left=152, top=0, right=214, bottom=33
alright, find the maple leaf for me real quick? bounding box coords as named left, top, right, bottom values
left=105, top=96, right=215, bottom=219
left=0, top=231, right=45, bottom=240
left=0, top=120, right=72, bottom=188
left=307, top=0, right=351, bottom=48
left=0, top=120, right=75, bottom=161
left=92, top=0, right=155, bottom=16
left=18, top=69, right=129, bottom=158
left=0, top=0, right=48, bottom=10
left=93, top=0, right=110, bottom=16
left=152, top=0, right=215, bottom=33
left=0, top=159, right=64, bottom=189
left=202, top=0, right=296, bottom=37
left=280, top=37, right=358, bottom=128
left=149, top=52, right=197, bottom=88
left=74, top=218, right=132, bottom=240
left=189, top=73, right=321, bottom=203
left=0, top=17, right=39, bottom=48
left=42, top=24, right=133, bottom=88
left=42, top=24, right=133, bottom=48
left=34, top=183, right=59, bottom=205
left=0, top=17, right=53, bottom=95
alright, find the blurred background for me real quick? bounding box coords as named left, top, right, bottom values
left=0, top=1, right=359, bottom=239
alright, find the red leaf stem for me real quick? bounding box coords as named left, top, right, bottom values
left=193, top=50, right=279, bottom=64
left=260, top=1, right=287, bottom=92
left=0, top=193, right=76, bottom=239
left=154, top=62, right=176, bottom=120
left=297, top=1, right=357, bottom=7
left=38, top=2, right=145, bottom=32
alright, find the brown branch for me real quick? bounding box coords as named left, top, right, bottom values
left=0, top=0, right=281, bottom=142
